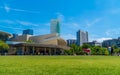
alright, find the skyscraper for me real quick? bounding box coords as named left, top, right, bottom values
left=76, top=30, right=88, bottom=46
left=23, top=29, right=33, bottom=35
left=50, top=19, right=60, bottom=36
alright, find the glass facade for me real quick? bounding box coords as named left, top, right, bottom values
left=102, top=38, right=120, bottom=47
left=67, top=39, right=76, bottom=46
left=23, top=29, right=33, bottom=35
left=77, top=30, right=88, bottom=46
left=50, top=19, right=60, bottom=36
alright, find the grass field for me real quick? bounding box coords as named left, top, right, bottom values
left=0, top=56, right=120, bottom=75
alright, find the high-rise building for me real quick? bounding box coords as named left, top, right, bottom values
left=67, top=39, right=76, bottom=46
left=76, top=30, right=88, bottom=46
left=23, top=29, right=33, bottom=35
left=50, top=19, right=60, bottom=36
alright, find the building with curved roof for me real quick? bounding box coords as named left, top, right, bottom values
left=29, top=34, right=67, bottom=46
left=0, top=31, right=11, bottom=41
left=8, top=33, right=70, bottom=55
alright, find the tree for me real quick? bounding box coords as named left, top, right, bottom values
left=112, top=45, right=118, bottom=49
left=102, top=48, right=109, bottom=55
left=64, top=50, right=72, bottom=55
left=91, top=46, right=103, bottom=55
left=112, top=45, right=119, bottom=55
left=76, top=46, right=84, bottom=55
left=0, top=40, right=9, bottom=55
left=70, top=44, right=78, bottom=55
left=82, top=44, right=90, bottom=49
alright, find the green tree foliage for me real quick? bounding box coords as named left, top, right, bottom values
left=91, top=46, right=101, bottom=55
left=64, top=44, right=85, bottom=55
left=70, top=44, right=78, bottom=55
left=64, top=50, right=72, bottom=55
left=65, top=44, right=110, bottom=55
left=82, top=44, right=90, bottom=49
left=90, top=46, right=109, bottom=55
left=112, top=45, right=120, bottom=55
left=76, top=46, right=84, bottom=55
left=112, top=45, right=118, bottom=49
left=103, top=48, right=109, bottom=55
left=0, top=40, right=9, bottom=55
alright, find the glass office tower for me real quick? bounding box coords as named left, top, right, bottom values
left=50, top=19, right=60, bottom=36
left=23, top=29, right=33, bottom=35
left=77, top=30, right=88, bottom=46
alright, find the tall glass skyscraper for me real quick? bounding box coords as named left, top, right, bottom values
left=50, top=19, right=60, bottom=36
left=77, top=30, right=88, bottom=46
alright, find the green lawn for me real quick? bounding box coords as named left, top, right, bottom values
left=0, top=56, right=120, bottom=75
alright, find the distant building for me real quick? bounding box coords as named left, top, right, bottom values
left=84, top=41, right=101, bottom=46
left=23, top=29, right=33, bottom=35
left=50, top=19, right=60, bottom=36
left=102, top=37, right=120, bottom=47
left=66, top=39, right=76, bottom=46
left=12, top=34, right=18, bottom=39
left=76, top=30, right=88, bottom=46
left=9, top=34, right=18, bottom=41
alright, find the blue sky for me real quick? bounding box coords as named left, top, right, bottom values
left=0, top=0, right=120, bottom=42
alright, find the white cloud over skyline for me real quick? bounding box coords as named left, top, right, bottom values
left=0, top=0, right=120, bottom=42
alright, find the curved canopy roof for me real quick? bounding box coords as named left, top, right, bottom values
left=0, top=31, right=11, bottom=36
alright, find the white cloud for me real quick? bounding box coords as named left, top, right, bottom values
left=0, top=19, right=51, bottom=35
left=110, top=8, right=120, bottom=14
left=0, top=19, right=41, bottom=27
left=0, top=5, right=40, bottom=13
left=106, top=28, right=120, bottom=37
left=4, top=5, right=10, bottom=12
left=11, top=8, right=40, bottom=14
left=0, top=25, right=22, bottom=30
left=0, top=20, right=15, bottom=24
left=56, top=12, right=65, bottom=22
left=90, top=37, right=112, bottom=42
left=62, top=22, right=80, bottom=30
left=16, top=20, right=40, bottom=26
left=85, top=18, right=102, bottom=27
left=34, top=28, right=49, bottom=35
left=89, top=34, right=112, bottom=42
left=61, top=34, right=76, bottom=40
left=72, top=23, right=79, bottom=28
left=44, top=23, right=50, bottom=26
left=96, top=38, right=112, bottom=42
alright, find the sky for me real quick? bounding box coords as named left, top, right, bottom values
left=0, top=0, right=120, bottom=42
